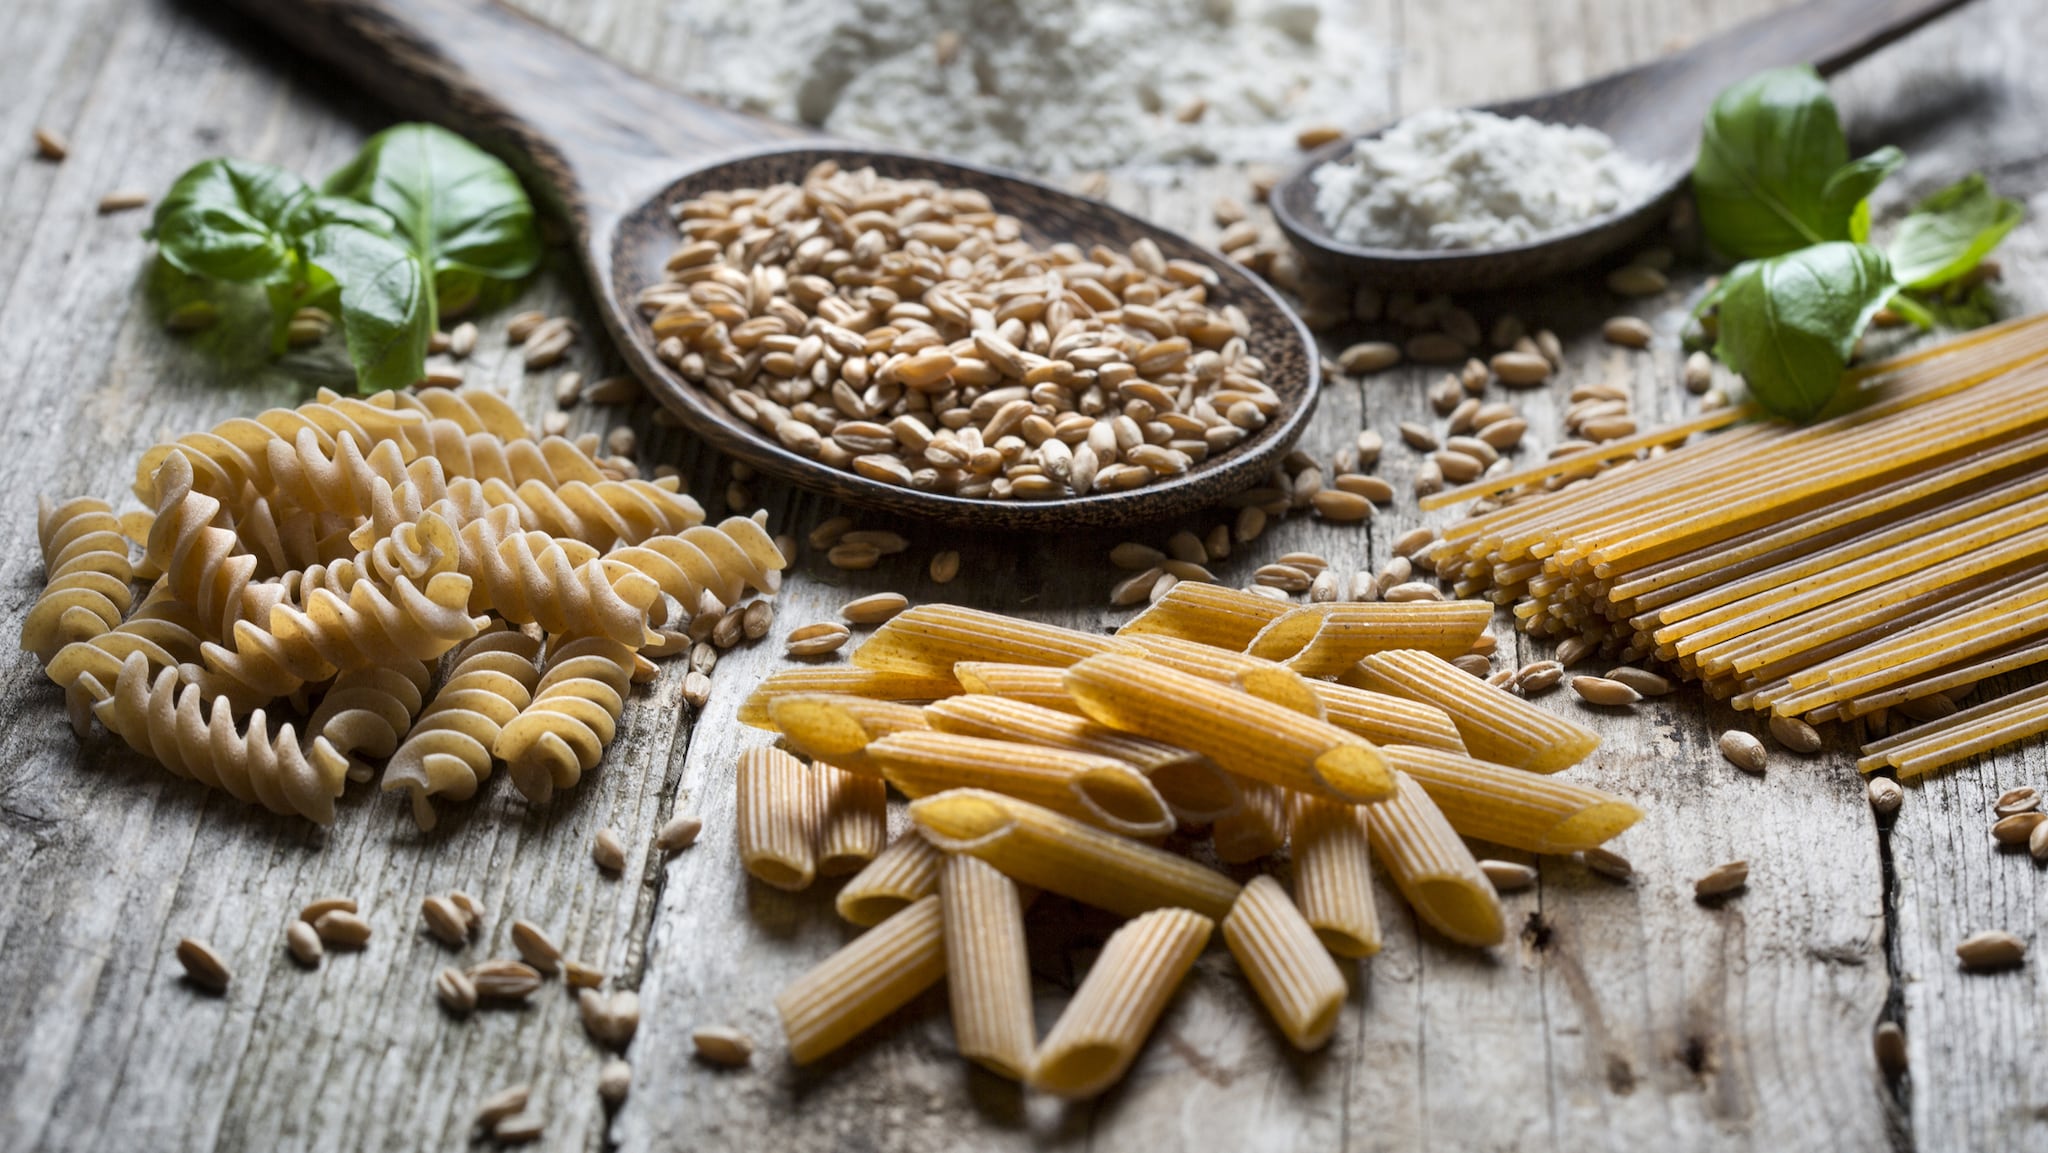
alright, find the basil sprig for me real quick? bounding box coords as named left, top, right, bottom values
left=147, top=124, right=540, bottom=394
left=1692, top=67, right=2022, bottom=421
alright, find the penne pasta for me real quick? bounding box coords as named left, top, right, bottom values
left=1117, top=633, right=1327, bottom=717
left=922, top=694, right=1242, bottom=825
left=1310, top=680, right=1466, bottom=753
left=951, top=662, right=1080, bottom=713
left=868, top=731, right=1175, bottom=838
left=1211, top=777, right=1290, bottom=863
left=813, top=762, right=888, bottom=875
left=1366, top=771, right=1505, bottom=947
left=1223, top=876, right=1348, bottom=1051
left=776, top=895, right=948, bottom=1065
left=1246, top=601, right=1494, bottom=676
left=911, top=789, right=1240, bottom=921
left=1116, top=581, right=1292, bottom=649
left=853, top=605, right=1135, bottom=677
left=736, top=746, right=815, bottom=891
left=768, top=693, right=929, bottom=774
left=1384, top=745, right=1641, bottom=853
left=836, top=833, right=947, bottom=926
left=1288, top=794, right=1381, bottom=958
left=740, top=667, right=960, bottom=729
left=1028, top=907, right=1213, bottom=1098
left=1064, top=654, right=1392, bottom=802
left=939, top=855, right=1036, bottom=1080
left=1344, top=649, right=1599, bottom=773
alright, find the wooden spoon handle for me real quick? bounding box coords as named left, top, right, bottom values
left=217, top=0, right=802, bottom=234
left=1763, top=0, right=1977, bottom=77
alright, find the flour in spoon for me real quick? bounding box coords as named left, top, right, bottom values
left=1311, top=108, right=1660, bottom=250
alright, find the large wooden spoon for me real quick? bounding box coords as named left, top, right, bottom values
left=1271, top=0, right=1976, bottom=291
left=218, top=0, right=1320, bottom=530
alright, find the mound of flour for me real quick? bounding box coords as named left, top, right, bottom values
left=1311, top=108, right=1661, bottom=250
left=667, top=0, right=1390, bottom=172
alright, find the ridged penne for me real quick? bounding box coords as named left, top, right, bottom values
left=1367, top=771, right=1505, bottom=947
left=1288, top=794, right=1381, bottom=958
left=1064, top=654, right=1392, bottom=802
left=923, top=695, right=1242, bottom=825
left=1116, top=581, right=1292, bottom=648
left=940, top=855, right=1035, bottom=1079
left=870, top=731, right=1174, bottom=839
left=1223, top=876, right=1348, bottom=1051
left=1385, top=744, right=1642, bottom=853
left=1212, top=777, right=1290, bottom=863
left=951, top=662, right=1079, bottom=713
left=736, top=746, right=816, bottom=891
left=853, top=605, right=1134, bottom=677
left=911, top=790, right=1240, bottom=920
left=1310, top=680, right=1467, bottom=753
left=738, top=667, right=961, bottom=730
left=1118, top=632, right=1326, bottom=717
left=1246, top=601, right=1494, bottom=676
left=768, top=693, right=930, bottom=774
left=776, top=895, right=947, bottom=1065
left=1344, top=649, right=1600, bottom=773
left=836, top=834, right=946, bottom=926
left=813, top=762, right=888, bottom=876
left=1028, top=907, right=1213, bottom=1098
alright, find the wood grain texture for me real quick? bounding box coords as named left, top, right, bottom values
left=0, top=0, right=2038, bottom=1149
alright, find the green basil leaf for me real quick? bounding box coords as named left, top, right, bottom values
left=301, top=223, right=433, bottom=394
left=149, top=159, right=312, bottom=282
left=284, top=194, right=397, bottom=243
left=1693, top=67, right=1892, bottom=260
left=323, top=123, right=542, bottom=286
left=1886, top=173, right=2024, bottom=290
left=1713, top=242, right=1894, bottom=421
left=1825, top=145, right=1904, bottom=244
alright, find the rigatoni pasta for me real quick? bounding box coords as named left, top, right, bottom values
left=767, top=693, right=929, bottom=774
left=1384, top=745, right=1641, bottom=853
left=1211, top=777, right=1289, bottom=863
left=910, top=789, right=1240, bottom=920
left=1366, top=771, right=1505, bottom=947
left=867, top=730, right=1175, bottom=838
left=1028, top=907, right=1213, bottom=1099
left=735, top=746, right=816, bottom=891
left=1064, top=654, right=1391, bottom=802
left=813, top=763, right=888, bottom=876
left=1115, top=580, right=1291, bottom=649
left=939, top=855, right=1036, bottom=1080
left=854, top=604, right=1134, bottom=677
left=836, top=834, right=946, bottom=927
left=1223, top=876, right=1348, bottom=1051
left=776, top=895, right=947, bottom=1065
left=951, top=662, right=1080, bottom=713
left=1246, top=600, right=1494, bottom=675
left=1345, top=649, right=1599, bottom=773
left=1288, top=794, right=1381, bottom=958
left=738, top=667, right=961, bottom=729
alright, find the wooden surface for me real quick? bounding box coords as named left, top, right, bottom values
left=0, top=0, right=2042, bottom=1150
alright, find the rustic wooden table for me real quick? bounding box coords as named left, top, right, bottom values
left=4, top=0, right=2045, bottom=1149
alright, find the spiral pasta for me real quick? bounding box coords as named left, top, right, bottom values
left=82, top=651, right=351, bottom=824
left=22, top=496, right=135, bottom=664
left=493, top=635, right=636, bottom=804
left=31, top=383, right=785, bottom=828
left=383, top=630, right=543, bottom=830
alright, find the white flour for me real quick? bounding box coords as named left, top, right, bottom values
left=666, top=0, right=1390, bottom=172
left=1311, top=108, right=1660, bottom=250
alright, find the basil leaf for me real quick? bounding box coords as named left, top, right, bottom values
left=1693, top=67, right=1896, bottom=260
left=1886, top=173, right=2024, bottom=290
left=301, top=224, right=433, bottom=394
left=1713, top=242, right=1894, bottom=421
left=323, top=123, right=542, bottom=296
left=149, top=159, right=312, bottom=282
left=284, top=194, right=397, bottom=243
left=1825, top=145, right=1904, bottom=244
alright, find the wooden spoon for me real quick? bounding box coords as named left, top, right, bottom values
left=1271, top=0, right=1976, bottom=291
left=218, top=0, right=1320, bottom=530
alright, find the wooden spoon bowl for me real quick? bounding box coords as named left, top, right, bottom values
left=1271, top=0, right=1976, bottom=292
left=221, top=0, right=1320, bottom=531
